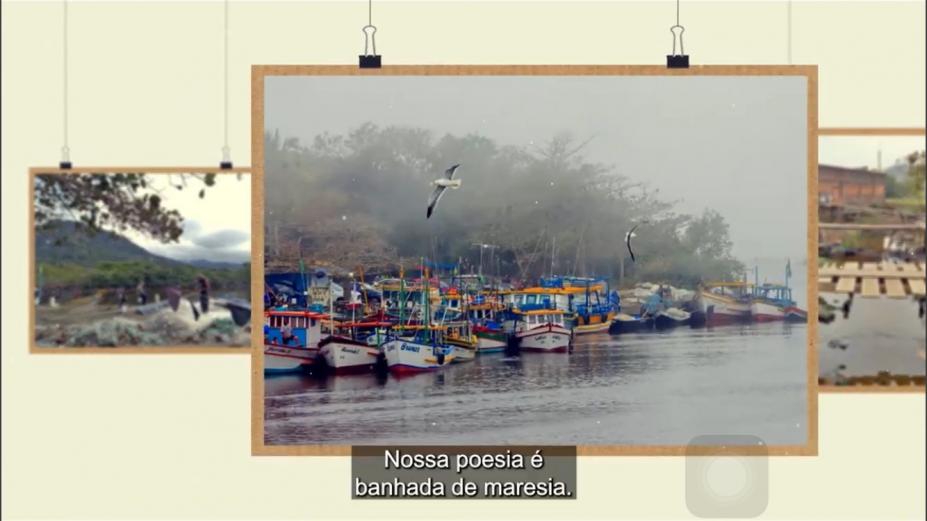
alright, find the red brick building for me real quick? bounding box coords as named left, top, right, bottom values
left=818, top=164, right=886, bottom=206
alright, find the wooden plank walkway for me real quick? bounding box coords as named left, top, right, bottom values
left=860, top=278, right=880, bottom=297
left=819, top=261, right=926, bottom=297
left=909, top=279, right=926, bottom=296
left=884, top=279, right=906, bottom=298
left=835, top=277, right=856, bottom=293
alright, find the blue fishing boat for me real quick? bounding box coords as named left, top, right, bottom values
left=263, top=309, right=327, bottom=374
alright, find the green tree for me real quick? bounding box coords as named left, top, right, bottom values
left=34, top=172, right=217, bottom=242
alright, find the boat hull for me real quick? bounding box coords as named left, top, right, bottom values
left=654, top=311, right=691, bottom=330
left=697, top=292, right=751, bottom=326
left=445, top=339, right=477, bottom=363
left=318, top=336, right=380, bottom=375
left=784, top=306, right=808, bottom=323
left=749, top=300, right=786, bottom=322
left=516, top=324, right=572, bottom=353
left=382, top=339, right=454, bottom=374
left=573, top=312, right=615, bottom=335
left=264, top=343, right=317, bottom=374
left=609, top=314, right=651, bottom=334
left=474, top=330, right=507, bottom=353
left=573, top=320, right=613, bottom=334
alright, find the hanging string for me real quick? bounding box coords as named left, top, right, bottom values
left=60, top=0, right=71, bottom=168
left=220, top=0, right=232, bottom=168
left=666, top=0, right=688, bottom=67
left=670, top=0, right=685, bottom=56
left=363, top=0, right=377, bottom=56
left=359, top=0, right=381, bottom=67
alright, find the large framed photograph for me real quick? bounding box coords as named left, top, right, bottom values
left=30, top=168, right=253, bottom=353
left=251, top=66, right=818, bottom=455
left=816, top=132, right=926, bottom=390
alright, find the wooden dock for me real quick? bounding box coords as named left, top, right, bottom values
left=819, top=261, right=927, bottom=298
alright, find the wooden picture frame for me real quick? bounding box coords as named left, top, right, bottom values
left=251, top=65, right=819, bottom=456
left=815, top=128, right=927, bottom=394
left=29, top=167, right=253, bottom=354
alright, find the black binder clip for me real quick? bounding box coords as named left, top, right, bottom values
left=666, top=25, right=689, bottom=69
left=59, top=146, right=72, bottom=169
left=359, top=24, right=381, bottom=69
left=220, top=146, right=233, bottom=169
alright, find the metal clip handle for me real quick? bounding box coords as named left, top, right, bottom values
left=359, top=24, right=381, bottom=68
left=666, top=24, right=689, bottom=68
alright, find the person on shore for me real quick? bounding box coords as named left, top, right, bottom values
left=137, top=277, right=148, bottom=306
left=197, top=275, right=210, bottom=314
left=117, top=286, right=128, bottom=313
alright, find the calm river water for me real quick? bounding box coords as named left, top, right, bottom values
left=265, top=323, right=808, bottom=446
left=818, top=293, right=926, bottom=379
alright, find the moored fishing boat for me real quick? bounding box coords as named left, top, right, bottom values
left=653, top=307, right=691, bottom=329
left=553, top=276, right=619, bottom=335
left=573, top=319, right=612, bottom=334
left=318, top=335, right=382, bottom=374
left=318, top=317, right=392, bottom=375
left=466, top=294, right=508, bottom=353
left=382, top=326, right=457, bottom=374
left=513, top=309, right=573, bottom=353
left=263, top=309, right=327, bottom=374
left=608, top=312, right=652, bottom=334
left=748, top=262, right=807, bottom=322
left=692, top=282, right=752, bottom=326
left=784, top=306, right=808, bottom=322
left=749, top=299, right=786, bottom=322
left=473, top=325, right=507, bottom=353
left=444, top=321, right=477, bottom=363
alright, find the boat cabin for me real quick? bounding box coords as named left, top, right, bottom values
left=752, top=284, right=794, bottom=306
left=264, top=310, right=326, bottom=348
left=516, top=310, right=566, bottom=329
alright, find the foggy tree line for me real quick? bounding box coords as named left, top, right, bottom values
left=264, top=124, right=745, bottom=288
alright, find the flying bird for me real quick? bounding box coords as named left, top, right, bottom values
left=625, top=224, right=641, bottom=262
left=426, top=164, right=462, bottom=219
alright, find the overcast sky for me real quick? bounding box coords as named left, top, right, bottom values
left=125, top=174, right=250, bottom=264
left=820, top=136, right=925, bottom=170
left=266, top=75, right=808, bottom=263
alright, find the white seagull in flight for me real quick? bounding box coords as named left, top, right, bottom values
left=426, top=164, right=462, bottom=219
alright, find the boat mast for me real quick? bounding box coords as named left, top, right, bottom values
left=328, top=275, right=334, bottom=337
left=423, top=257, right=432, bottom=344
left=550, top=236, right=556, bottom=278
left=398, top=259, right=405, bottom=332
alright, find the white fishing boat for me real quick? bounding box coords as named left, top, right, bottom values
left=514, top=309, right=573, bottom=353
left=264, top=344, right=317, bottom=374
left=318, top=335, right=382, bottom=374
left=382, top=327, right=456, bottom=374
left=317, top=312, right=392, bottom=374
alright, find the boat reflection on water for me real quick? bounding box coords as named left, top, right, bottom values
left=265, top=322, right=807, bottom=446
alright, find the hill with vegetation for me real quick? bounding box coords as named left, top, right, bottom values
left=35, top=221, right=248, bottom=291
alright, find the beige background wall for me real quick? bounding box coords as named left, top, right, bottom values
left=2, top=1, right=925, bottom=519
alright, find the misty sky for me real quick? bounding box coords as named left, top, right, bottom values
left=820, top=136, right=925, bottom=170
left=266, top=75, right=808, bottom=263
left=123, top=174, right=251, bottom=263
